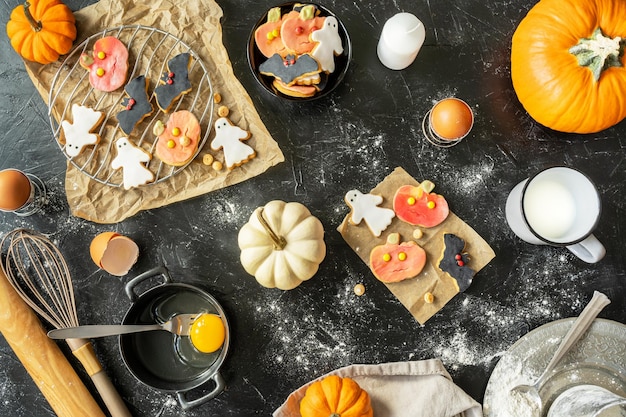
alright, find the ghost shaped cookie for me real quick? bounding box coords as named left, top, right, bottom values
left=311, top=16, right=343, bottom=73
left=344, top=189, right=395, bottom=237
left=210, top=117, right=256, bottom=169
left=111, top=137, right=154, bottom=190
left=61, top=104, right=104, bottom=157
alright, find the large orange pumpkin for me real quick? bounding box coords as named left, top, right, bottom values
left=300, top=375, right=373, bottom=417
left=511, top=0, right=626, bottom=134
left=6, top=0, right=77, bottom=65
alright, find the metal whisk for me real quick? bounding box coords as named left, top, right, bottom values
left=0, top=228, right=132, bottom=417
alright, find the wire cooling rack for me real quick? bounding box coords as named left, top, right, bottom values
left=48, top=25, right=214, bottom=187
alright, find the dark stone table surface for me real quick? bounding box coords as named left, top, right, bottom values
left=0, top=0, right=624, bottom=416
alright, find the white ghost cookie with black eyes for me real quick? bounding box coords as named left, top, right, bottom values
left=345, top=189, right=395, bottom=237
left=210, top=117, right=256, bottom=169
left=61, top=104, right=104, bottom=157
left=311, top=16, right=343, bottom=73
left=111, top=137, right=154, bottom=190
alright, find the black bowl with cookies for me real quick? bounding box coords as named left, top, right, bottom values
left=247, top=2, right=352, bottom=101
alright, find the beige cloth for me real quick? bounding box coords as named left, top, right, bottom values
left=273, top=359, right=482, bottom=417
left=338, top=167, right=496, bottom=325
left=23, top=0, right=284, bottom=223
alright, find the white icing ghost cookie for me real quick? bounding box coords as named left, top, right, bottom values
left=61, top=104, right=104, bottom=157
left=210, top=117, right=256, bottom=169
left=311, top=16, right=343, bottom=73
left=111, top=137, right=155, bottom=190
left=345, top=189, right=395, bottom=237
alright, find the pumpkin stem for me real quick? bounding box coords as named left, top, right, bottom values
left=22, top=1, right=43, bottom=32
left=569, top=28, right=624, bottom=82
left=329, top=414, right=341, bottom=417
left=257, top=208, right=287, bottom=250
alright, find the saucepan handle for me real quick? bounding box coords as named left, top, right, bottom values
left=177, top=372, right=226, bottom=410
left=125, top=266, right=172, bottom=302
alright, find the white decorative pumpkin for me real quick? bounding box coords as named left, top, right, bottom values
left=238, top=200, right=326, bottom=290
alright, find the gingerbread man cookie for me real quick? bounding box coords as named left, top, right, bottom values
left=344, top=189, right=395, bottom=237
left=210, top=117, right=256, bottom=169
left=61, top=104, right=104, bottom=157
left=111, top=137, right=155, bottom=190
left=311, top=16, right=343, bottom=73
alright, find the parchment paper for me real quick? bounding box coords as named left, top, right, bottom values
left=22, top=0, right=284, bottom=224
left=338, top=167, right=496, bottom=324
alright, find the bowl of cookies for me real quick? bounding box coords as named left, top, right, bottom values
left=247, top=2, right=352, bottom=101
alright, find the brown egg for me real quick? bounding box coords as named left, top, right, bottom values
left=0, top=169, right=32, bottom=211
left=90, top=232, right=139, bottom=276
left=430, top=98, right=474, bottom=140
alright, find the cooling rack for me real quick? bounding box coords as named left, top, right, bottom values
left=48, top=25, right=214, bottom=187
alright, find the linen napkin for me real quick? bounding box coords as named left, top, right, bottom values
left=273, top=359, right=482, bottom=417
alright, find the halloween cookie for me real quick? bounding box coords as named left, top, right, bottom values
left=111, top=137, right=154, bottom=190
left=80, top=36, right=129, bottom=92
left=369, top=233, right=426, bottom=283
left=280, top=4, right=325, bottom=54
left=210, top=117, right=256, bottom=169
left=254, top=7, right=297, bottom=58
left=154, top=53, right=192, bottom=112
left=438, top=233, right=475, bottom=292
left=311, top=16, right=344, bottom=73
left=61, top=104, right=104, bottom=157
left=154, top=110, right=201, bottom=166
left=259, top=53, right=320, bottom=86
left=116, top=75, right=154, bottom=135
left=393, top=181, right=449, bottom=228
left=344, top=189, right=395, bottom=237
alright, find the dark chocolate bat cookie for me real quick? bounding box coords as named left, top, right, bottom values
left=116, top=75, right=153, bottom=134
left=154, top=52, right=192, bottom=112
left=259, top=53, right=320, bottom=86
left=438, top=233, right=475, bottom=292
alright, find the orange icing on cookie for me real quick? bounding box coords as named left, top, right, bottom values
left=255, top=10, right=299, bottom=58
left=80, top=37, right=129, bottom=92
left=369, top=233, right=426, bottom=283
left=281, top=15, right=325, bottom=54
left=155, top=110, right=201, bottom=166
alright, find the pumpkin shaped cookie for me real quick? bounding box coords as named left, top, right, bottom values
left=393, top=180, right=449, bottom=228
left=369, top=233, right=426, bottom=283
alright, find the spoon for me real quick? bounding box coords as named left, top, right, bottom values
left=47, top=313, right=200, bottom=339
left=510, top=291, right=611, bottom=416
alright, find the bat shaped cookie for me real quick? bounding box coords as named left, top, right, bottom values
left=154, top=52, right=192, bottom=112
left=438, top=233, right=475, bottom=292
left=259, top=53, right=320, bottom=86
left=116, top=75, right=153, bottom=134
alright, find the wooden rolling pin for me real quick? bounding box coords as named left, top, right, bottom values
left=0, top=267, right=106, bottom=417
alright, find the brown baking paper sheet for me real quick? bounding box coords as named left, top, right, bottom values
left=338, top=167, right=496, bottom=324
left=22, top=0, right=284, bottom=224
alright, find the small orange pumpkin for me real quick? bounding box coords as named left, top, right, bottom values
left=511, top=0, right=626, bottom=133
left=6, top=0, right=77, bottom=64
left=300, top=375, right=373, bottom=417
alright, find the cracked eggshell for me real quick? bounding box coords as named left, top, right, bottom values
left=90, top=232, right=139, bottom=276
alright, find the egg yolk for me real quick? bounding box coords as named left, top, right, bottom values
left=190, top=313, right=225, bottom=354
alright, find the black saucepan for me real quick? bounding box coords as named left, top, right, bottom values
left=119, top=266, right=229, bottom=410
